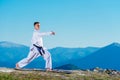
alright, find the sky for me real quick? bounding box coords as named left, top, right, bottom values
left=0, top=0, right=120, bottom=48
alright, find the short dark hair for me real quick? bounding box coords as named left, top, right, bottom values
left=34, top=22, right=39, bottom=26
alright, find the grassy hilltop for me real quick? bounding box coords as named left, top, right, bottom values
left=0, top=68, right=120, bottom=80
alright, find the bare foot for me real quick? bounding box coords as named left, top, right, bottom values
left=46, top=68, right=52, bottom=71
left=15, top=63, right=20, bottom=69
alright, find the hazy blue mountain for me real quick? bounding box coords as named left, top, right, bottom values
left=0, top=41, right=45, bottom=68
left=55, top=64, right=80, bottom=70
left=73, top=42, right=120, bottom=70
left=50, top=47, right=99, bottom=67
left=0, top=41, right=99, bottom=69
left=2, top=41, right=120, bottom=70
left=0, top=41, right=28, bottom=67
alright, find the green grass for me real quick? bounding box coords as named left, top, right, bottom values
left=0, top=71, right=120, bottom=80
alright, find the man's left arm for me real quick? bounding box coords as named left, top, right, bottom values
left=38, top=31, right=55, bottom=36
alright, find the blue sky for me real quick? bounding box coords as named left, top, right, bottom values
left=0, top=0, right=120, bottom=48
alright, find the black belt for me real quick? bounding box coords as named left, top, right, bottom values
left=33, top=44, right=45, bottom=56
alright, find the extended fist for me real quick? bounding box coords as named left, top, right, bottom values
left=51, top=31, right=55, bottom=35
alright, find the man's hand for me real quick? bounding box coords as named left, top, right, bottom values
left=51, top=31, right=55, bottom=35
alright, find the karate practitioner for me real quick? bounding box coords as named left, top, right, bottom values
left=15, top=22, right=55, bottom=71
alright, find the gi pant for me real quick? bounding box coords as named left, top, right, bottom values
left=17, top=46, right=52, bottom=69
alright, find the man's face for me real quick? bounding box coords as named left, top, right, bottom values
left=34, top=23, right=40, bottom=30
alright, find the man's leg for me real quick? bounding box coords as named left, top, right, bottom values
left=43, top=49, right=52, bottom=71
left=16, top=50, right=40, bottom=69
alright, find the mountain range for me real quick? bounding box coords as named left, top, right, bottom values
left=0, top=41, right=120, bottom=70
left=72, top=42, right=120, bottom=70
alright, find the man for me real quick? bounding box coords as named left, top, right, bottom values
left=16, top=22, right=55, bottom=71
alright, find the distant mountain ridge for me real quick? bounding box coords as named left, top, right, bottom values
left=0, top=41, right=27, bottom=48
left=0, top=41, right=99, bottom=69
left=1, top=41, right=120, bottom=70
left=0, top=41, right=29, bottom=68
left=49, top=46, right=99, bottom=67
left=73, top=42, right=120, bottom=70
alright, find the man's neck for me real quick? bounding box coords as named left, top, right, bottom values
left=34, top=29, right=40, bottom=32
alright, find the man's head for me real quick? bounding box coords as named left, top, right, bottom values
left=34, top=22, right=40, bottom=30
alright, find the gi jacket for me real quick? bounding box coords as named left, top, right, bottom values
left=30, top=29, right=52, bottom=49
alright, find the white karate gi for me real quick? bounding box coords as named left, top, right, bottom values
left=17, top=30, right=52, bottom=69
